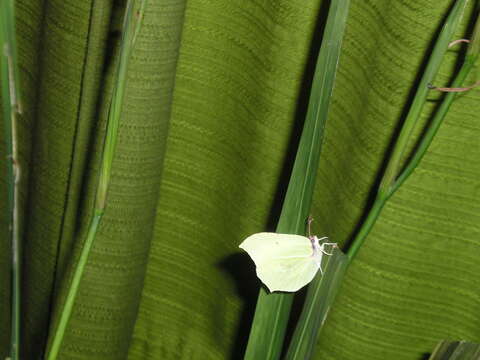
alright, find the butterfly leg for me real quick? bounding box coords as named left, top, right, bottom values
left=319, top=263, right=324, bottom=275
left=320, top=242, right=337, bottom=256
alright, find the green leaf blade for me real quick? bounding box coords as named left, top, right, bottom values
left=44, top=1, right=148, bottom=359
left=378, top=0, right=470, bottom=194
left=429, top=340, right=480, bottom=360
left=243, top=0, right=350, bottom=358
left=347, top=0, right=472, bottom=261
left=285, top=248, right=348, bottom=360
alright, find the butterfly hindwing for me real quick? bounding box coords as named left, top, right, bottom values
left=256, top=256, right=320, bottom=292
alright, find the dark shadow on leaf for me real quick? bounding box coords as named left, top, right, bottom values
left=218, top=253, right=310, bottom=360
left=265, top=0, right=332, bottom=356
left=217, top=253, right=262, bottom=360
left=420, top=353, right=432, bottom=360
left=280, top=286, right=308, bottom=356
left=266, top=0, right=331, bottom=231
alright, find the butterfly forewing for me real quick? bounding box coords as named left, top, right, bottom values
left=239, top=232, right=314, bottom=264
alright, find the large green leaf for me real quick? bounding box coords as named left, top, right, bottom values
left=1, top=0, right=479, bottom=359
left=130, top=0, right=480, bottom=359
left=127, top=1, right=327, bottom=358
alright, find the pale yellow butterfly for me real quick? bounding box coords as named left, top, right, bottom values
left=239, top=232, right=337, bottom=292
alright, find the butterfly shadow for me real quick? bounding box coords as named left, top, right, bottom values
left=218, top=252, right=311, bottom=360
left=217, top=252, right=263, bottom=360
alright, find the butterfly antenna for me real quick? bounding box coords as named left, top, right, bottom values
left=307, top=216, right=314, bottom=239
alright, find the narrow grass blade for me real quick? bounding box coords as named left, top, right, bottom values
left=378, top=0, right=469, bottom=195
left=0, top=1, right=22, bottom=359
left=347, top=0, right=472, bottom=261
left=45, top=1, right=147, bottom=359
left=393, top=13, right=480, bottom=193
left=285, top=3, right=478, bottom=358
left=429, top=340, right=480, bottom=359
left=285, top=248, right=348, bottom=360
left=0, top=0, right=21, bottom=112
left=393, top=64, right=479, bottom=191
left=243, top=0, right=350, bottom=358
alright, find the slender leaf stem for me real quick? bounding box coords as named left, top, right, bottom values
left=348, top=55, right=477, bottom=261
left=45, top=1, right=146, bottom=359
left=347, top=0, right=474, bottom=262
left=393, top=13, right=480, bottom=192
left=392, top=57, right=477, bottom=194
left=467, top=10, right=480, bottom=57
left=45, top=214, right=102, bottom=360
left=1, top=1, right=22, bottom=359
left=378, top=0, right=469, bottom=196
left=346, top=195, right=387, bottom=261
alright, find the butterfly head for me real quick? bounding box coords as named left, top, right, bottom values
left=310, top=236, right=320, bottom=254
left=310, top=236, right=330, bottom=261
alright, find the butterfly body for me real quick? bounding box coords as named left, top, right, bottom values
left=239, top=232, right=336, bottom=292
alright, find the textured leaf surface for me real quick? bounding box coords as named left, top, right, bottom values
left=0, top=0, right=479, bottom=359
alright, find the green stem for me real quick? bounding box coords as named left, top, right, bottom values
left=378, top=0, right=469, bottom=196
left=347, top=195, right=386, bottom=261
left=1, top=0, right=22, bottom=359
left=10, top=113, right=20, bottom=360
left=347, top=0, right=474, bottom=262
left=347, top=55, right=477, bottom=262
left=45, top=214, right=102, bottom=360
left=44, top=1, right=146, bottom=358
left=391, top=57, right=477, bottom=194
left=392, top=12, right=480, bottom=193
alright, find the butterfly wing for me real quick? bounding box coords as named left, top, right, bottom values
left=239, top=232, right=318, bottom=292
left=239, top=232, right=313, bottom=263
left=256, top=257, right=319, bottom=292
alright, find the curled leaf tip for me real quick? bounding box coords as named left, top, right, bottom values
left=431, top=79, right=480, bottom=92
left=449, top=38, right=470, bottom=47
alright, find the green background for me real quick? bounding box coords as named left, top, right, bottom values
left=1, top=0, right=480, bottom=359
